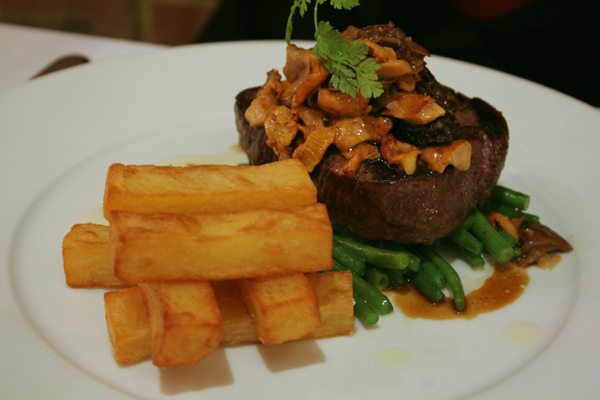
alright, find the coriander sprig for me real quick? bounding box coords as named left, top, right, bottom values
left=285, top=0, right=383, bottom=99
left=285, top=0, right=310, bottom=45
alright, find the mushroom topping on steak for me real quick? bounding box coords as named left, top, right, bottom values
left=235, top=23, right=509, bottom=244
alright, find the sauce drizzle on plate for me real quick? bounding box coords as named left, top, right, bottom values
left=391, top=262, right=531, bottom=320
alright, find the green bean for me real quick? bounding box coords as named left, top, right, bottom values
left=411, top=246, right=466, bottom=311
left=352, top=273, right=393, bottom=315
left=353, top=293, right=379, bottom=325
left=377, top=243, right=421, bottom=270
left=369, top=242, right=421, bottom=272
left=447, top=227, right=484, bottom=254
left=460, top=215, right=475, bottom=231
left=480, top=201, right=540, bottom=224
left=403, top=249, right=422, bottom=272
left=469, top=208, right=515, bottom=264
left=364, top=267, right=390, bottom=290
left=385, top=268, right=406, bottom=288
left=333, top=260, right=393, bottom=315
left=332, top=239, right=367, bottom=276
left=422, top=238, right=441, bottom=247
left=497, top=230, right=517, bottom=248
left=495, top=231, right=523, bottom=260
left=460, top=245, right=486, bottom=269
left=333, top=225, right=418, bottom=272
left=491, top=185, right=531, bottom=210
left=403, top=269, right=445, bottom=304
left=333, top=235, right=410, bottom=271
left=332, top=259, right=349, bottom=273
left=418, top=260, right=447, bottom=289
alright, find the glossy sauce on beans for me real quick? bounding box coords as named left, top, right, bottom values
left=390, top=262, right=531, bottom=320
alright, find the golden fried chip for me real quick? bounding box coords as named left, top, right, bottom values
left=304, top=271, right=354, bottom=339
left=103, top=159, right=317, bottom=219
left=139, top=281, right=222, bottom=367
left=63, top=223, right=131, bottom=288
left=104, top=287, right=151, bottom=365
left=110, top=204, right=333, bottom=283
left=212, top=280, right=260, bottom=345
left=236, top=273, right=321, bottom=346
left=103, top=272, right=353, bottom=365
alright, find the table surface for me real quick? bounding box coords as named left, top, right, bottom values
left=0, top=23, right=167, bottom=93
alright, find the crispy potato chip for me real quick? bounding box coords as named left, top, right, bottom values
left=212, top=281, right=260, bottom=345
left=304, top=271, right=354, bottom=339
left=104, top=272, right=353, bottom=365
left=63, top=223, right=131, bottom=288
left=110, top=204, right=333, bottom=283
left=139, top=281, right=222, bottom=367
left=104, top=287, right=151, bottom=365
left=236, top=273, right=321, bottom=346
left=103, top=159, right=317, bottom=219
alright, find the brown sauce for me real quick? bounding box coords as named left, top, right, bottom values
left=390, top=262, right=530, bottom=320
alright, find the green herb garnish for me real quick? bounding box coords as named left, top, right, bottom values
left=285, top=0, right=383, bottom=99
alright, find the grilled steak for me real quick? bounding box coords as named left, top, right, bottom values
left=235, top=86, right=509, bottom=244
left=235, top=23, right=509, bottom=244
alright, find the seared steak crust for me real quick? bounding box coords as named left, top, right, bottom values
left=235, top=88, right=279, bottom=166
left=235, top=85, right=508, bottom=244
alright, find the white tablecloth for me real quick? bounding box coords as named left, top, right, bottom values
left=0, top=23, right=166, bottom=93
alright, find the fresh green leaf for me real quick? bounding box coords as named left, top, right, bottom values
left=286, top=0, right=312, bottom=44
left=286, top=0, right=383, bottom=98
left=330, top=0, right=360, bottom=10
left=313, top=20, right=382, bottom=98
left=355, top=57, right=384, bottom=98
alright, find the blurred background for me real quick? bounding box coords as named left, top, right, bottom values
left=0, top=0, right=220, bottom=45
left=1, top=0, right=598, bottom=105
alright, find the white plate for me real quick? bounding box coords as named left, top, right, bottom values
left=1, top=41, right=599, bottom=400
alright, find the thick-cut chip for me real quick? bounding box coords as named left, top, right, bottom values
left=139, top=281, right=222, bottom=367
left=304, top=271, right=354, bottom=339
left=63, top=223, right=131, bottom=288
left=212, top=281, right=260, bottom=345
left=110, top=204, right=333, bottom=283
left=104, top=287, right=151, bottom=365
left=235, top=274, right=321, bottom=346
left=103, top=272, right=353, bottom=365
left=102, top=159, right=317, bottom=219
